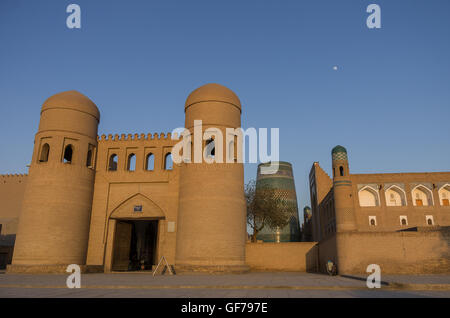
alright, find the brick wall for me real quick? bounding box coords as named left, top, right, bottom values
left=245, top=242, right=317, bottom=271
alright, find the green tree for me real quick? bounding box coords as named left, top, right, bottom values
left=245, top=179, right=296, bottom=242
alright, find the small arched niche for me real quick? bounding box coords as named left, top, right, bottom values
left=127, top=154, right=136, bottom=171
left=39, top=143, right=50, bottom=162
left=205, top=139, right=215, bottom=159
left=385, top=185, right=407, bottom=206
left=63, top=145, right=73, bottom=164
left=108, top=154, right=118, bottom=171
left=358, top=186, right=380, bottom=207
left=164, top=153, right=173, bottom=170
left=438, top=184, right=450, bottom=206
left=412, top=185, right=433, bottom=206
left=146, top=153, right=154, bottom=171
left=86, top=145, right=95, bottom=168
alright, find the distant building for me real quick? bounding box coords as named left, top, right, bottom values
left=255, top=161, right=301, bottom=242
left=301, top=206, right=313, bottom=242
left=308, top=145, right=450, bottom=273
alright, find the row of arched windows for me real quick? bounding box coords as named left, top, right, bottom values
left=333, top=166, right=345, bottom=177
left=368, top=215, right=435, bottom=227
left=358, top=184, right=450, bottom=207
left=108, top=152, right=173, bottom=172
left=38, top=143, right=95, bottom=168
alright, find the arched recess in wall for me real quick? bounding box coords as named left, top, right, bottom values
left=146, top=153, right=154, bottom=171
left=438, top=184, right=450, bottom=206
left=108, top=193, right=166, bottom=220
left=164, top=153, right=173, bottom=170
left=205, top=139, right=215, bottom=158
left=127, top=154, right=136, bottom=171
left=227, top=139, right=235, bottom=162
left=108, top=154, right=118, bottom=171
left=63, top=145, right=73, bottom=164
left=86, top=145, right=95, bottom=168
left=385, top=185, right=407, bottom=206
left=358, top=186, right=380, bottom=207
left=339, top=166, right=344, bottom=176
left=39, top=143, right=50, bottom=162
left=412, top=184, right=434, bottom=206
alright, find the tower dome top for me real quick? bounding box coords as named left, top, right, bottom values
left=41, top=90, right=100, bottom=121
left=332, top=145, right=348, bottom=161
left=332, top=145, right=347, bottom=154
left=185, top=83, right=241, bottom=112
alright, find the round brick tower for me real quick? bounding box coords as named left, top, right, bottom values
left=331, top=145, right=357, bottom=232
left=10, top=91, right=99, bottom=272
left=175, top=83, right=248, bottom=272
left=255, top=161, right=301, bottom=242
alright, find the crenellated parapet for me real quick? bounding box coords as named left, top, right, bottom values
left=0, top=173, right=28, bottom=184
left=97, top=132, right=180, bottom=142
left=94, top=131, right=181, bottom=175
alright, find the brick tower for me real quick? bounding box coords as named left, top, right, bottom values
left=331, top=145, right=357, bottom=232
left=175, top=83, right=248, bottom=272
left=9, top=91, right=99, bottom=272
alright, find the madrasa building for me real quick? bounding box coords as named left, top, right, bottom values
left=307, top=145, right=450, bottom=273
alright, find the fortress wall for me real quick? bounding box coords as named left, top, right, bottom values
left=245, top=242, right=317, bottom=271
left=0, top=174, right=27, bottom=235
left=334, top=229, right=450, bottom=274
left=316, top=234, right=337, bottom=273
left=0, top=174, right=28, bottom=268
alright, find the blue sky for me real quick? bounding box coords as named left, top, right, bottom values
left=1, top=0, right=449, bottom=222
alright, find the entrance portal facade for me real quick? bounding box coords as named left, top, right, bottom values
left=112, top=220, right=158, bottom=271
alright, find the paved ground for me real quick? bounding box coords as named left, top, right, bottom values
left=0, top=271, right=449, bottom=298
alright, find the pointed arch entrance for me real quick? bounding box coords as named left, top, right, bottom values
left=105, top=193, right=166, bottom=272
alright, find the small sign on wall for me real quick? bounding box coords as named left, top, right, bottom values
left=134, top=205, right=143, bottom=212
left=167, top=222, right=175, bottom=233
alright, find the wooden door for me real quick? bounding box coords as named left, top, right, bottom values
left=443, top=199, right=449, bottom=206
left=112, top=221, right=132, bottom=271
left=416, top=199, right=423, bottom=206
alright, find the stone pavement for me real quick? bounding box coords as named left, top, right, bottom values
left=0, top=271, right=449, bottom=298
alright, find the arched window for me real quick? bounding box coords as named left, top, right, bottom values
left=108, top=154, right=118, bottom=171
left=86, top=149, right=92, bottom=167
left=385, top=185, right=407, bottom=206
left=164, top=153, right=173, bottom=170
left=127, top=154, right=136, bottom=171
left=339, top=166, right=344, bottom=176
left=412, top=185, right=433, bottom=206
left=427, top=218, right=433, bottom=225
left=146, top=153, right=154, bottom=171
left=438, top=184, right=450, bottom=206
left=358, top=186, right=380, bottom=207
left=205, top=139, right=215, bottom=158
left=86, top=145, right=96, bottom=168
left=39, top=143, right=50, bottom=162
left=227, top=140, right=235, bottom=162
left=401, top=218, right=407, bottom=225
left=63, top=145, right=73, bottom=164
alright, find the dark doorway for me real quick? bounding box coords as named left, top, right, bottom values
left=112, top=220, right=159, bottom=271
